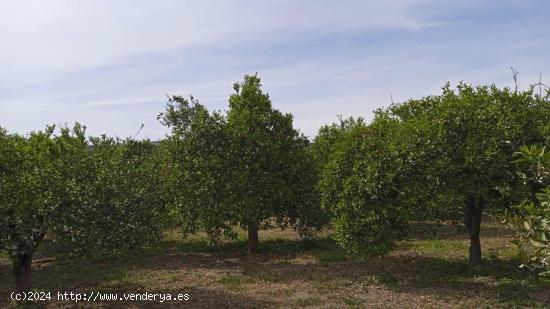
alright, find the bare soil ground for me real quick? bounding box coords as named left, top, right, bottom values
left=1, top=221, right=549, bottom=308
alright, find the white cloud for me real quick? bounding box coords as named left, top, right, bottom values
left=0, top=0, right=440, bottom=82
left=0, top=0, right=548, bottom=139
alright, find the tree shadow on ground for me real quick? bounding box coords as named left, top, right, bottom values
left=240, top=250, right=550, bottom=307
left=2, top=234, right=548, bottom=308
left=406, top=220, right=513, bottom=241
left=0, top=237, right=328, bottom=307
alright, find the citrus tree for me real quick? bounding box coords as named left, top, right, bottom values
left=0, top=124, right=88, bottom=291
left=318, top=113, right=421, bottom=255
left=160, top=75, right=325, bottom=253
left=225, top=74, right=324, bottom=253
left=319, top=84, right=550, bottom=265
left=0, top=125, right=166, bottom=291
left=159, top=96, right=234, bottom=241
left=53, top=136, right=166, bottom=253
left=508, top=145, right=550, bottom=277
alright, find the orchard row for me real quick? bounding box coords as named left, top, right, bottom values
left=1, top=75, right=549, bottom=292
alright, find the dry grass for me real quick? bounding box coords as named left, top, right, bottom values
left=1, top=221, right=549, bottom=308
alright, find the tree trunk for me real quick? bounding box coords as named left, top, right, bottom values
left=14, top=253, right=33, bottom=292
left=464, top=195, right=484, bottom=266
left=248, top=223, right=259, bottom=254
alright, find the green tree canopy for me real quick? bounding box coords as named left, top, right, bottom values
left=52, top=136, right=166, bottom=253
left=507, top=145, right=550, bottom=277
left=0, top=125, right=166, bottom=291
left=160, top=74, right=325, bottom=253
left=0, top=124, right=88, bottom=291
left=159, top=95, right=234, bottom=240
left=318, top=83, right=550, bottom=264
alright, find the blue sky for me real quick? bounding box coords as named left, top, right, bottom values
left=1, top=0, right=549, bottom=139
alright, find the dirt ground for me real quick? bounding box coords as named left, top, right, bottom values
left=1, top=221, right=549, bottom=308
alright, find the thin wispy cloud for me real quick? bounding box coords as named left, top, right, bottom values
left=1, top=0, right=548, bottom=138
